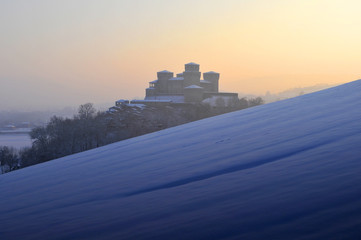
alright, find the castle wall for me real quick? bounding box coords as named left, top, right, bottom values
left=146, top=87, right=156, bottom=97
left=200, top=81, right=213, bottom=92
left=157, top=71, right=173, bottom=93
left=184, top=63, right=200, bottom=72
left=167, top=79, right=184, bottom=94
left=203, top=92, right=238, bottom=98
left=203, top=72, right=220, bottom=92
left=144, top=63, right=235, bottom=104
left=184, top=86, right=204, bottom=103
left=183, top=71, right=201, bottom=87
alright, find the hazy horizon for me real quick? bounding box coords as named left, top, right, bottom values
left=1, top=0, right=360, bottom=111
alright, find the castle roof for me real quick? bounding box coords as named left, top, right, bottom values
left=149, top=80, right=158, bottom=83
left=204, top=71, right=219, bottom=74
left=200, top=80, right=211, bottom=84
left=185, top=62, right=199, bottom=66
left=169, top=77, right=184, bottom=81
left=185, top=85, right=203, bottom=89
left=116, top=99, right=129, bottom=103
left=157, top=70, right=173, bottom=73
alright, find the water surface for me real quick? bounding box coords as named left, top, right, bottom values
left=0, top=133, right=32, bottom=149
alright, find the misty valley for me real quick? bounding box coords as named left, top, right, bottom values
left=0, top=133, right=32, bottom=149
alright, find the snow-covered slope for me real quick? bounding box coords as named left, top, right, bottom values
left=1, top=80, right=361, bottom=240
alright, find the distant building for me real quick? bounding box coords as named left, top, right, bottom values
left=109, top=63, right=238, bottom=112
left=144, top=63, right=238, bottom=104
left=3, top=125, right=16, bottom=130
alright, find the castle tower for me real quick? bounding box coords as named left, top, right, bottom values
left=184, top=85, right=204, bottom=103
left=183, top=62, right=201, bottom=87
left=146, top=87, right=156, bottom=97
left=203, top=71, right=220, bottom=92
left=157, top=70, right=173, bottom=93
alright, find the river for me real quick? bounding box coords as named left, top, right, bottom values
left=0, top=133, right=32, bottom=149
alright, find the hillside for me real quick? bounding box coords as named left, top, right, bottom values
left=1, top=80, right=361, bottom=239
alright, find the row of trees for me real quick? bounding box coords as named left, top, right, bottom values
left=1, top=97, right=264, bottom=174
left=0, top=146, right=19, bottom=174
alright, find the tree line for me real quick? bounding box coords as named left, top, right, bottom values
left=0, top=97, right=263, bottom=174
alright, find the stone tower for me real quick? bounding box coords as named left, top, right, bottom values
left=183, top=62, right=201, bottom=87
left=184, top=85, right=204, bottom=103
left=203, top=71, right=220, bottom=92
left=157, top=70, right=173, bottom=93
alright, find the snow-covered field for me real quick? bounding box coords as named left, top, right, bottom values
left=1, top=80, right=361, bottom=239
left=0, top=133, right=32, bottom=149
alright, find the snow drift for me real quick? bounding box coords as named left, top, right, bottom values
left=1, top=80, right=361, bottom=240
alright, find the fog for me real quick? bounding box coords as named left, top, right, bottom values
left=1, top=0, right=358, bottom=111
left=0, top=78, right=120, bottom=111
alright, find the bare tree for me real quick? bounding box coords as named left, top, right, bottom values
left=78, top=103, right=96, bottom=119
left=0, top=146, right=18, bottom=173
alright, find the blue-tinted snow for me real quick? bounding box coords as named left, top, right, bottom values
left=1, top=80, right=361, bottom=239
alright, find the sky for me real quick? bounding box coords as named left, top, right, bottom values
left=1, top=0, right=361, bottom=110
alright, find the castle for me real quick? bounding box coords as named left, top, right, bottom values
left=111, top=63, right=238, bottom=109
left=143, top=62, right=238, bottom=104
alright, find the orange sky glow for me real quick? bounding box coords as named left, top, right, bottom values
left=1, top=0, right=360, bottom=110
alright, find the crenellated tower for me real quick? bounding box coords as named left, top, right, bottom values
left=183, top=62, right=201, bottom=87
left=203, top=71, right=219, bottom=92
left=157, top=70, right=174, bottom=93
left=144, top=63, right=237, bottom=104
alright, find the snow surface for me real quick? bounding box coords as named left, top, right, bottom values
left=169, top=77, right=184, bottom=81
left=185, top=62, right=199, bottom=65
left=1, top=80, right=361, bottom=239
left=200, top=80, right=212, bottom=83
left=115, top=99, right=129, bottom=103
left=157, top=70, right=172, bottom=73
left=204, top=71, right=219, bottom=74
left=185, top=85, right=203, bottom=89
